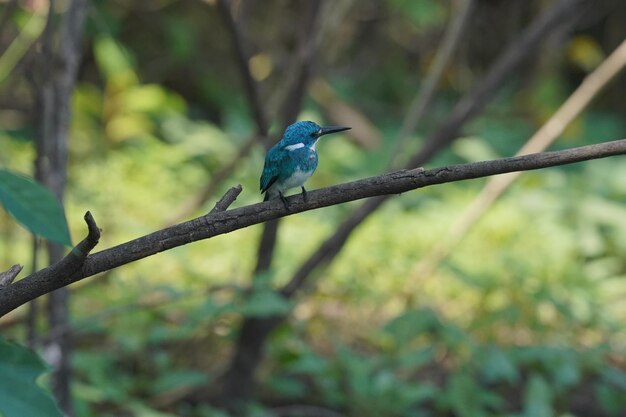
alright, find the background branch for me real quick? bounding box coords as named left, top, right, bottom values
left=1, top=138, right=624, bottom=317
left=389, top=0, right=476, bottom=167
left=251, top=0, right=326, bottom=276
left=216, top=0, right=270, bottom=140
left=411, top=36, right=626, bottom=282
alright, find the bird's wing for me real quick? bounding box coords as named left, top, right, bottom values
left=260, top=147, right=286, bottom=193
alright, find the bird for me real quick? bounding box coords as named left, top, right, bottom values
left=260, top=121, right=351, bottom=208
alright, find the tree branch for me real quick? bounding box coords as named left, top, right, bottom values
left=0, top=139, right=624, bottom=316
left=216, top=0, right=270, bottom=140
left=389, top=0, right=476, bottom=167
left=0, top=264, right=22, bottom=288
left=209, top=185, right=243, bottom=213
left=411, top=36, right=626, bottom=282
left=408, top=0, right=588, bottom=168
left=0, top=212, right=100, bottom=314
left=166, top=136, right=255, bottom=223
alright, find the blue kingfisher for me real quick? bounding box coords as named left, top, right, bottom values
left=260, top=121, right=350, bottom=208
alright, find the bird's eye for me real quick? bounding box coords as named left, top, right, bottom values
left=312, top=129, right=322, bottom=137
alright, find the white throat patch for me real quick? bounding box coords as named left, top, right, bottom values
left=285, top=143, right=305, bottom=151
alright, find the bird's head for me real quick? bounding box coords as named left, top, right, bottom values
left=281, top=121, right=350, bottom=147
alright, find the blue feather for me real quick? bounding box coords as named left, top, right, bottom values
left=260, top=121, right=350, bottom=205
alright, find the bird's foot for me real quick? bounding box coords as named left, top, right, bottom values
left=301, top=186, right=308, bottom=203
left=279, top=192, right=290, bottom=211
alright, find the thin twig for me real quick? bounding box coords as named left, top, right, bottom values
left=1, top=211, right=100, bottom=315
left=0, top=138, right=624, bottom=316
left=0, top=264, right=22, bottom=287
left=167, top=136, right=255, bottom=224
left=209, top=185, right=243, bottom=213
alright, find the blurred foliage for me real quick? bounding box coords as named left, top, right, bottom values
left=0, top=0, right=626, bottom=416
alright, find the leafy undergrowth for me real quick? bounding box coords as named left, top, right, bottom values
left=62, top=300, right=626, bottom=417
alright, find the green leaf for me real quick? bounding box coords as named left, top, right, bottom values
left=267, top=375, right=307, bottom=399
left=523, top=374, right=552, bottom=417
left=239, top=289, right=292, bottom=318
left=0, top=169, right=71, bottom=246
left=595, top=381, right=626, bottom=416
left=0, top=338, right=63, bottom=417
left=441, top=372, right=503, bottom=417
left=389, top=0, right=446, bottom=28
left=383, top=308, right=441, bottom=345
left=476, top=345, right=519, bottom=384
left=151, top=369, right=209, bottom=394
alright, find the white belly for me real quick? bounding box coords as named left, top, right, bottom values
left=280, top=169, right=314, bottom=190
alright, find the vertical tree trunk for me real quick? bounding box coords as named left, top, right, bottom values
left=218, top=1, right=325, bottom=407
left=31, top=1, right=87, bottom=415
left=218, top=316, right=282, bottom=407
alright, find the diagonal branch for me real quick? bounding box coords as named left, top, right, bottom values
left=216, top=0, right=270, bottom=139
left=389, top=0, right=476, bottom=167
left=209, top=184, right=243, bottom=213
left=411, top=36, right=626, bottom=281
left=0, top=138, right=624, bottom=316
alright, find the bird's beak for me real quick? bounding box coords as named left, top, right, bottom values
left=319, top=126, right=351, bottom=137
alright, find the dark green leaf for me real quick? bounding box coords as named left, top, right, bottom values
left=441, top=372, right=503, bottom=417
left=267, top=375, right=307, bottom=399
left=0, top=338, right=63, bottom=417
left=239, top=289, right=292, bottom=318
left=0, top=169, right=71, bottom=246
left=523, top=374, right=552, bottom=417
left=478, top=345, right=519, bottom=384
left=595, top=382, right=626, bottom=416
left=151, top=370, right=209, bottom=394
left=383, top=308, right=441, bottom=345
